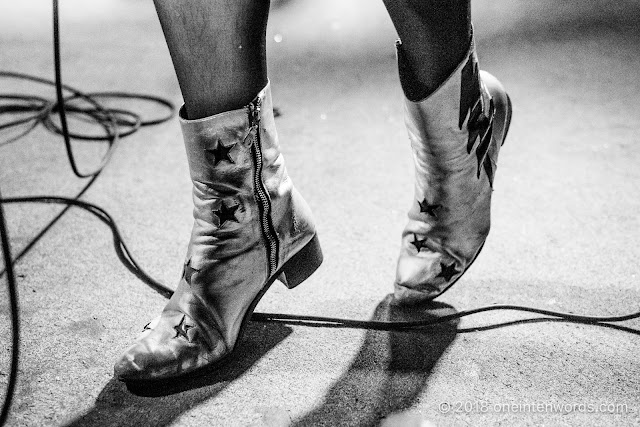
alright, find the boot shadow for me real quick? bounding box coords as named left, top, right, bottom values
left=292, top=294, right=458, bottom=426
left=64, top=322, right=292, bottom=427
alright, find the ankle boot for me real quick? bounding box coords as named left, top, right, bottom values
left=114, top=83, right=322, bottom=381
left=394, top=40, right=513, bottom=304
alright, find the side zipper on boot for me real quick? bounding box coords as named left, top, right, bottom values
left=248, top=97, right=280, bottom=278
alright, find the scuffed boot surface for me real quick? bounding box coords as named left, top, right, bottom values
left=395, top=42, right=513, bottom=304
left=114, top=84, right=321, bottom=381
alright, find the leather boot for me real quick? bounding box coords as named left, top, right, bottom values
left=394, top=39, right=513, bottom=304
left=114, top=83, right=322, bottom=380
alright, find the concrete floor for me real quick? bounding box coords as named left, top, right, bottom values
left=1, top=0, right=639, bottom=426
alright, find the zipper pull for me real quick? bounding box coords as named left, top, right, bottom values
left=249, top=97, right=262, bottom=128
left=245, top=97, right=262, bottom=145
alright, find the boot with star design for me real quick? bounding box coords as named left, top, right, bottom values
left=394, top=39, right=513, bottom=304
left=114, top=83, right=322, bottom=381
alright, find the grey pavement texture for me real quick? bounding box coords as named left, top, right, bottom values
left=1, top=0, right=639, bottom=426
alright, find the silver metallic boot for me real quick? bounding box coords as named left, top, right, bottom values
left=114, top=83, right=322, bottom=380
left=394, top=40, right=512, bottom=304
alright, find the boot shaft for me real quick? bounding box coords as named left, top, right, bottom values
left=178, top=83, right=316, bottom=277
left=179, top=84, right=283, bottom=189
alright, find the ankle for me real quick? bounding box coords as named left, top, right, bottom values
left=396, top=33, right=472, bottom=102
left=183, top=75, right=268, bottom=119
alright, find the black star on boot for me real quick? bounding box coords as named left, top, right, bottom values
left=410, top=234, right=429, bottom=252
left=418, top=198, right=442, bottom=218
left=213, top=203, right=239, bottom=227
left=183, top=259, right=199, bottom=285
left=174, top=315, right=194, bottom=342
left=436, top=262, right=460, bottom=282
left=206, top=140, right=235, bottom=165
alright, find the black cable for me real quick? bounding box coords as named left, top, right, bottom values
left=1, top=196, right=173, bottom=300
left=51, top=0, right=120, bottom=178
left=3, top=195, right=639, bottom=330
left=0, top=189, right=19, bottom=427
left=0, top=0, right=175, bottom=424
left=252, top=305, right=640, bottom=330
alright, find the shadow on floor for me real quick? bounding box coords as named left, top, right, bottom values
left=292, top=294, right=458, bottom=426
left=64, top=294, right=459, bottom=427
left=64, top=322, right=293, bottom=427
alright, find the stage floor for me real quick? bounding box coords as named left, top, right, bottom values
left=1, top=0, right=639, bottom=425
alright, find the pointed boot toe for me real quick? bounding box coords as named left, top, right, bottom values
left=114, top=312, right=227, bottom=381
left=114, top=352, right=143, bottom=380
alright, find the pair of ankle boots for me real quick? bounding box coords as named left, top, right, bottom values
left=114, top=41, right=512, bottom=381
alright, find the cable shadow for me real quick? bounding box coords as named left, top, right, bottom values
left=292, top=294, right=458, bottom=427
left=64, top=322, right=292, bottom=427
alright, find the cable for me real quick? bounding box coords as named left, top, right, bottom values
left=0, top=1, right=175, bottom=424
left=1, top=196, right=172, bottom=300
left=0, top=189, right=19, bottom=427
left=1, top=0, right=639, bottom=425
left=7, top=195, right=638, bottom=329
left=2, top=194, right=638, bottom=328
left=252, top=305, right=640, bottom=330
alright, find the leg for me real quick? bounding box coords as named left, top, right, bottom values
left=153, top=0, right=270, bottom=119
left=385, top=0, right=513, bottom=303
left=382, top=0, right=472, bottom=100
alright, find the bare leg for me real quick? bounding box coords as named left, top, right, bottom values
left=382, top=0, right=471, bottom=100
left=153, top=0, right=270, bottom=119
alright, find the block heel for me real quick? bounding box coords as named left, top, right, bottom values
left=279, top=234, right=323, bottom=289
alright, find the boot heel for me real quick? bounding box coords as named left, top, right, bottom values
left=278, top=234, right=323, bottom=289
